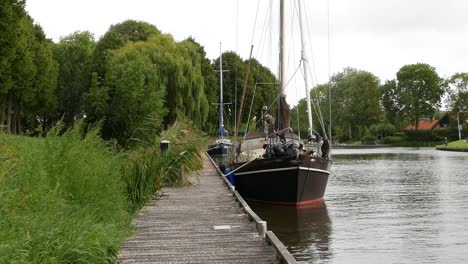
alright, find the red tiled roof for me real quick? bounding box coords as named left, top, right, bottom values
left=402, top=119, right=440, bottom=131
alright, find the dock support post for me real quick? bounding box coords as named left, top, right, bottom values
left=258, top=221, right=267, bottom=239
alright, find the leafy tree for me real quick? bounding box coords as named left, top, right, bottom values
left=2, top=11, right=58, bottom=134
left=169, top=39, right=210, bottom=128
left=395, top=63, right=444, bottom=129
left=26, top=25, right=59, bottom=131
left=92, top=20, right=160, bottom=81
left=0, top=0, right=25, bottom=96
left=54, top=31, right=95, bottom=126
left=380, top=80, right=401, bottom=126
left=213, top=53, right=278, bottom=135
left=92, top=36, right=170, bottom=144
left=447, top=72, right=468, bottom=112
left=213, top=51, right=246, bottom=133
left=290, top=98, right=309, bottom=138
left=182, top=37, right=218, bottom=132
left=311, top=68, right=382, bottom=141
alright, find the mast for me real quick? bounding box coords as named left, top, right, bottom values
left=277, top=0, right=286, bottom=131
left=297, top=0, right=314, bottom=140
left=219, top=43, right=224, bottom=139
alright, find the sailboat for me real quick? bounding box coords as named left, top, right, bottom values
left=229, top=0, right=332, bottom=207
left=207, top=43, right=234, bottom=155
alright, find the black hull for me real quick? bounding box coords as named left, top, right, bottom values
left=232, top=155, right=332, bottom=207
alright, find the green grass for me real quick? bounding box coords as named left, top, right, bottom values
left=0, top=120, right=207, bottom=263
left=437, top=140, right=468, bottom=149
left=123, top=121, right=207, bottom=211
left=0, top=122, right=132, bottom=263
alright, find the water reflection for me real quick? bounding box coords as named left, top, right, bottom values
left=251, top=204, right=332, bottom=263
left=244, top=148, right=468, bottom=263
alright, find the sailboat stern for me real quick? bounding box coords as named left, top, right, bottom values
left=233, top=156, right=332, bottom=208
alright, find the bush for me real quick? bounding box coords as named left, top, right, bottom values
left=382, top=136, right=403, bottom=145
left=361, top=134, right=377, bottom=144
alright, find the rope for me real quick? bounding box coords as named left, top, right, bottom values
left=221, top=158, right=259, bottom=177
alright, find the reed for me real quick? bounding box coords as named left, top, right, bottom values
left=0, top=122, right=132, bottom=263
left=0, top=119, right=207, bottom=262
left=123, top=120, right=207, bottom=212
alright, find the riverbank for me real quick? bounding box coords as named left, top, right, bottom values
left=0, top=121, right=207, bottom=262
left=436, top=140, right=468, bottom=152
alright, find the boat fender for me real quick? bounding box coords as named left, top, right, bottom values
left=225, top=167, right=236, bottom=187
left=219, top=162, right=226, bottom=173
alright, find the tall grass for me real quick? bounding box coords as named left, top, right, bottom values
left=0, top=122, right=132, bottom=263
left=123, top=120, right=207, bottom=212
left=0, top=120, right=207, bottom=262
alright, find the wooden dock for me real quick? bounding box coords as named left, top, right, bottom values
left=118, top=154, right=296, bottom=263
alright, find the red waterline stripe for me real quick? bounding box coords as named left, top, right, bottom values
left=248, top=197, right=325, bottom=208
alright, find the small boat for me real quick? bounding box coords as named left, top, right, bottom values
left=207, top=43, right=233, bottom=156
left=229, top=0, right=332, bottom=208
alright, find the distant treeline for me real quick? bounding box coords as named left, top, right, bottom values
left=1, top=1, right=466, bottom=144
left=0, top=1, right=278, bottom=146
left=291, top=66, right=467, bottom=143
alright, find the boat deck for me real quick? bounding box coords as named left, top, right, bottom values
left=117, top=155, right=280, bottom=263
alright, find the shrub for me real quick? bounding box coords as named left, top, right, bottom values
left=382, top=136, right=403, bottom=145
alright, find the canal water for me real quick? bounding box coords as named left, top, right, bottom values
left=248, top=147, right=468, bottom=263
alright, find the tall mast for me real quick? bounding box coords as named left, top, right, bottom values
left=219, top=43, right=224, bottom=138
left=298, top=0, right=314, bottom=140
left=277, top=0, right=286, bottom=131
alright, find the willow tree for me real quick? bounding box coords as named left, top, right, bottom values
left=169, top=39, right=210, bottom=128
left=182, top=38, right=218, bottom=133
left=91, top=20, right=160, bottom=81
left=87, top=33, right=210, bottom=145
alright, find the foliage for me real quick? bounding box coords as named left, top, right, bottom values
left=53, top=31, right=95, bottom=126
left=361, top=132, right=377, bottom=144
left=183, top=37, right=218, bottom=132
left=0, top=0, right=25, bottom=94
left=91, top=20, right=160, bottom=80
left=380, top=79, right=407, bottom=128
left=87, top=29, right=213, bottom=145
left=0, top=122, right=132, bottom=263
left=303, top=68, right=382, bottom=141
left=446, top=72, right=468, bottom=113
left=123, top=120, right=207, bottom=211
left=394, top=63, right=445, bottom=129
left=368, top=122, right=396, bottom=139
left=211, top=52, right=278, bottom=136
left=381, top=136, right=403, bottom=145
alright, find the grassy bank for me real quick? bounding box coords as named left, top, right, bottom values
left=436, top=140, right=468, bottom=151
left=0, top=121, right=206, bottom=263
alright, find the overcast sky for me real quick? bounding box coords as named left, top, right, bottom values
left=26, top=0, right=468, bottom=106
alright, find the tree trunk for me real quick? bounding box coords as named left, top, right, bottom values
left=17, top=102, right=22, bottom=134
left=6, top=94, right=13, bottom=134
left=0, top=95, right=5, bottom=133
left=11, top=97, right=18, bottom=134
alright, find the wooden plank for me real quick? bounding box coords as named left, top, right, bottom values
left=117, top=155, right=276, bottom=263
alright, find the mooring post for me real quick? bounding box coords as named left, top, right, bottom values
left=160, top=140, right=169, bottom=155
left=258, top=221, right=267, bottom=239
